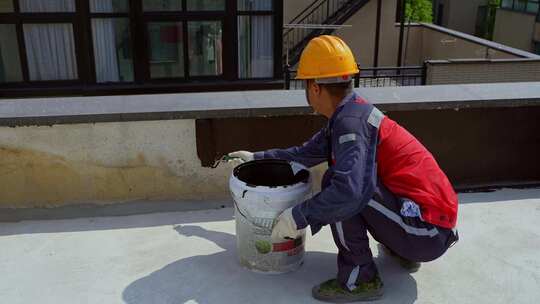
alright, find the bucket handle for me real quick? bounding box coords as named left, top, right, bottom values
left=233, top=195, right=275, bottom=233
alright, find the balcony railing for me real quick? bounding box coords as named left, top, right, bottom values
left=284, top=65, right=426, bottom=90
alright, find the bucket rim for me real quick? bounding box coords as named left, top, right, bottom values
left=231, top=159, right=311, bottom=191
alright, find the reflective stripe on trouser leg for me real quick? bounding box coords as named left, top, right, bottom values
left=346, top=265, right=360, bottom=291
left=336, top=221, right=351, bottom=251
left=331, top=216, right=376, bottom=290
left=367, top=200, right=439, bottom=237
left=335, top=221, right=365, bottom=290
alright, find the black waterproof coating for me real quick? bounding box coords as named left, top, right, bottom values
left=233, top=159, right=309, bottom=187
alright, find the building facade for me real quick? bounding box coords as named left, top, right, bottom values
left=493, top=0, right=540, bottom=54
left=0, top=0, right=283, bottom=95
left=432, top=0, right=489, bottom=36
left=2, top=0, right=539, bottom=98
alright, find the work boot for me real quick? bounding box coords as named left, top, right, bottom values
left=312, top=274, right=384, bottom=303
left=379, top=244, right=421, bottom=273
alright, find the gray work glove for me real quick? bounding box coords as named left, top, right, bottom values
left=271, top=207, right=303, bottom=242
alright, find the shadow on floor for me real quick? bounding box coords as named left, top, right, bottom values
left=0, top=199, right=233, bottom=224
left=122, top=225, right=418, bottom=304
left=0, top=206, right=233, bottom=237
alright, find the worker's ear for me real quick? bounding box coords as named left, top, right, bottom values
left=311, top=81, right=321, bottom=96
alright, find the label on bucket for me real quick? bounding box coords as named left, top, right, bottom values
left=272, top=238, right=303, bottom=253
left=235, top=208, right=305, bottom=273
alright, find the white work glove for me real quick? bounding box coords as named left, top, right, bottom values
left=228, top=151, right=254, bottom=164
left=271, top=207, right=303, bottom=242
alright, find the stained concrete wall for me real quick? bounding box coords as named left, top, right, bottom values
left=2, top=84, right=539, bottom=214
left=0, top=120, right=233, bottom=208
left=0, top=118, right=327, bottom=210
left=493, top=9, right=536, bottom=52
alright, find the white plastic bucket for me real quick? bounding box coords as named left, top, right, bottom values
left=229, top=159, right=312, bottom=273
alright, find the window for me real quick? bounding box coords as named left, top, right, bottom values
left=19, top=0, right=75, bottom=13
left=501, top=0, right=513, bottom=8
left=528, top=1, right=540, bottom=13
left=0, top=24, right=23, bottom=82
left=91, top=19, right=133, bottom=82
left=237, top=0, right=274, bottom=78
left=238, top=0, right=272, bottom=11
left=90, top=0, right=133, bottom=83
left=2, top=0, right=80, bottom=82
left=91, top=0, right=129, bottom=13
left=188, top=21, right=222, bottom=76
left=143, top=1, right=225, bottom=80
left=186, top=0, right=224, bottom=11
left=23, top=23, right=78, bottom=81
left=143, top=0, right=182, bottom=11
left=0, top=0, right=283, bottom=94
left=148, top=22, right=184, bottom=78
left=238, top=16, right=273, bottom=78
left=501, top=0, right=540, bottom=14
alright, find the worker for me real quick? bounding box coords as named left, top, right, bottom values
left=229, top=35, right=459, bottom=303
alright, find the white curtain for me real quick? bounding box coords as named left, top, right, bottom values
left=19, top=0, right=75, bottom=12
left=238, top=0, right=272, bottom=11
left=238, top=15, right=273, bottom=78
left=91, top=1, right=120, bottom=83
left=23, top=24, right=78, bottom=81
left=21, top=0, right=77, bottom=81
left=250, top=16, right=273, bottom=78
left=91, top=0, right=112, bottom=12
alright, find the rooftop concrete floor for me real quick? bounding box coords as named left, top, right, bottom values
left=0, top=188, right=539, bottom=304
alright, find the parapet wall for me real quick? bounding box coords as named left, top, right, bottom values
left=1, top=83, right=539, bottom=220
left=426, top=59, right=540, bottom=85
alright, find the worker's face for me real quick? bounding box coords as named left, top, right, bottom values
left=305, top=80, right=330, bottom=117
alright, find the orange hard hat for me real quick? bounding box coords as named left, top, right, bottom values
left=296, top=35, right=359, bottom=81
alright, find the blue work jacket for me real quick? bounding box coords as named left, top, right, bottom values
left=254, top=92, right=383, bottom=234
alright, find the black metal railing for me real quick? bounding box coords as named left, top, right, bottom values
left=284, top=65, right=426, bottom=90
left=283, top=0, right=370, bottom=66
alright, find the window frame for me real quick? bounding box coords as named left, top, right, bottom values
left=88, top=1, right=134, bottom=84
left=0, top=0, right=284, bottom=93
left=0, top=0, right=88, bottom=85
left=141, top=12, right=226, bottom=82
left=237, top=1, right=279, bottom=80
